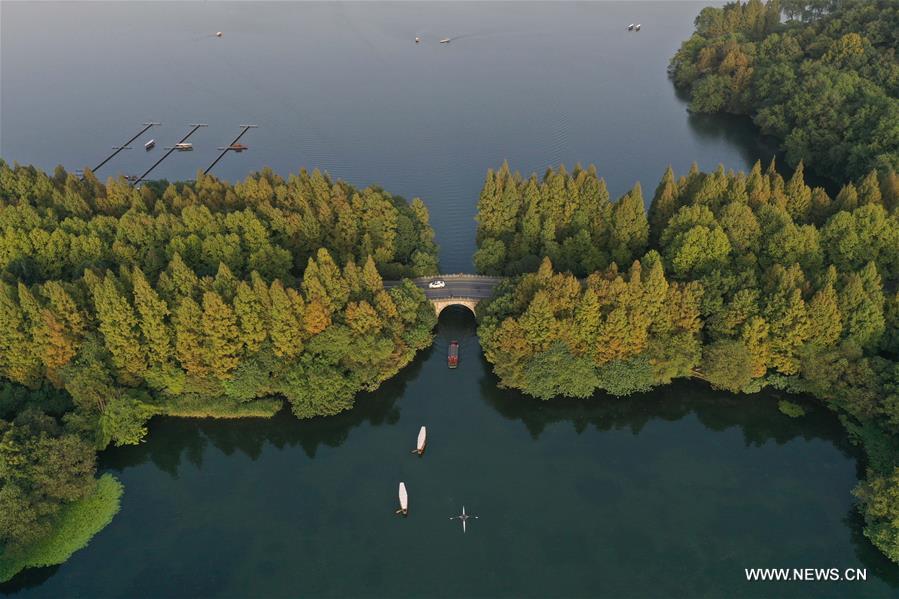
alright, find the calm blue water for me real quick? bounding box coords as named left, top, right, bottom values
left=0, top=1, right=773, bottom=273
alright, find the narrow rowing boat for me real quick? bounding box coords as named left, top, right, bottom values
left=397, top=482, right=408, bottom=516
left=415, top=426, right=427, bottom=455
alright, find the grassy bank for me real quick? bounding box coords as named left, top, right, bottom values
left=0, top=474, right=123, bottom=583
left=158, top=396, right=284, bottom=419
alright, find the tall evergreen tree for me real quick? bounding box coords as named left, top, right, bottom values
left=174, top=296, right=205, bottom=376
left=131, top=268, right=172, bottom=367
left=201, top=291, right=241, bottom=379
left=609, top=184, right=649, bottom=267
left=648, top=166, right=680, bottom=242
left=233, top=281, right=268, bottom=354
left=90, top=275, right=146, bottom=383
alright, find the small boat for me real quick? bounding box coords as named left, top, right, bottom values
left=450, top=506, right=478, bottom=533
left=174, top=142, right=193, bottom=151
left=229, top=143, right=248, bottom=152
left=412, top=426, right=427, bottom=455
left=397, top=482, right=408, bottom=516
left=415, top=37, right=420, bottom=44
left=627, top=23, right=635, bottom=31
left=144, top=139, right=155, bottom=151
left=448, top=340, right=459, bottom=368
left=439, top=38, right=451, bottom=44
left=635, top=24, right=642, bottom=31
left=216, top=32, right=223, bottom=38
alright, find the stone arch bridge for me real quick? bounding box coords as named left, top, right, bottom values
left=384, top=275, right=503, bottom=317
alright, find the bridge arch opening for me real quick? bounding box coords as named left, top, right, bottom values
left=436, top=304, right=478, bottom=340
left=432, top=299, right=478, bottom=318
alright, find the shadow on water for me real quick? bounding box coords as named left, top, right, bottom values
left=0, top=565, right=60, bottom=595
left=686, top=111, right=778, bottom=168
left=100, top=297, right=871, bottom=486
left=846, top=506, right=899, bottom=585
left=105, top=301, right=862, bottom=485
left=100, top=350, right=429, bottom=477
left=99, top=305, right=480, bottom=479
left=480, top=372, right=858, bottom=459
left=432, top=304, right=479, bottom=352
left=682, top=100, right=839, bottom=194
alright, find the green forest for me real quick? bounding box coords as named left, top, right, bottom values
left=475, top=160, right=899, bottom=562
left=0, top=163, right=439, bottom=580
left=668, top=0, right=899, bottom=181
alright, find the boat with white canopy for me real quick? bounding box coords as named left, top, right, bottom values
left=412, top=426, right=427, bottom=456
left=397, top=482, right=408, bottom=516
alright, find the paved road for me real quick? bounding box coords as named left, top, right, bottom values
left=384, top=275, right=503, bottom=300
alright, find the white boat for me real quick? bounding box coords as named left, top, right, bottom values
left=398, top=482, right=408, bottom=515
left=414, top=426, right=427, bottom=455
left=635, top=24, right=642, bottom=31
left=439, top=38, right=451, bottom=44
left=174, top=142, right=193, bottom=151
left=144, top=139, right=155, bottom=151
left=415, top=37, right=420, bottom=43
left=627, top=23, right=635, bottom=31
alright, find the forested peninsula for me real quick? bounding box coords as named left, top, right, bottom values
left=0, top=163, right=439, bottom=580
left=474, top=160, right=899, bottom=563
left=668, top=0, right=899, bottom=181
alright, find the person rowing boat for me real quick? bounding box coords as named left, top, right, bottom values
left=450, top=506, right=478, bottom=532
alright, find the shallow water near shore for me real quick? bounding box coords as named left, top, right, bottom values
left=2, top=2, right=898, bottom=596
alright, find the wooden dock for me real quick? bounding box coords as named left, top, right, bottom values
left=131, top=124, right=207, bottom=187
left=91, top=122, right=159, bottom=174
left=203, top=125, right=258, bottom=175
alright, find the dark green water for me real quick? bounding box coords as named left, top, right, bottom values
left=3, top=308, right=898, bottom=597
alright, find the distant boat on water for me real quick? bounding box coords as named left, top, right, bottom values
left=144, top=139, right=155, bottom=151
left=174, top=142, right=193, bottom=151
left=635, top=24, right=642, bottom=31
left=440, top=38, right=451, bottom=44
left=627, top=23, right=635, bottom=31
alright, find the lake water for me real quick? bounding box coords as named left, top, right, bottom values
left=0, top=1, right=777, bottom=273
left=2, top=2, right=898, bottom=597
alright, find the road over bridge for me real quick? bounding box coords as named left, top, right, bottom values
left=384, top=274, right=504, bottom=316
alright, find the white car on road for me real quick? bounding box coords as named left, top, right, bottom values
left=428, top=279, right=446, bottom=289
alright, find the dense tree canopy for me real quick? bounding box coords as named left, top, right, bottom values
left=475, top=162, right=647, bottom=277
left=479, top=255, right=702, bottom=398
left=669, top=0, right=899, bottom=181
left=0, top=163, right=439, bottom=284
left=0, top=163, right=440, bottom=578
left=0, top=163, right=439, bottom=428
left=476, top=160, right=899, bottom=562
